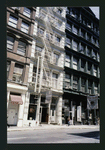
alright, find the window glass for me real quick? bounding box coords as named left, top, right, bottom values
left=73, top=26, right=78, bottom=35
left=7, top=36, right=14, bottom=51
left=23, top=7, right=31, bottom=18
left=73, top=57, right=78, bottom=70
left=65, top=55, right=70, bottom=67
left=73, top=40, right=78, bottom=51
left=8, top=15, right=18, bottom=28
left=17, top=41, right=26, bottom=56
left=21, top=22, right=29, bottom=34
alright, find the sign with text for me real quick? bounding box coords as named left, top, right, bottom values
left=87, top=95, right=98, bottom=110
left=45, top=90, right=52, bottom=103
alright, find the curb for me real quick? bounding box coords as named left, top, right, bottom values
left=7, top=125, right=100, bottom=132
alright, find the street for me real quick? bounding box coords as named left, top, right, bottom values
left=7, top=128, right=100, bottom=143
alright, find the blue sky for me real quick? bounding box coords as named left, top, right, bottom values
left=90, top=7, right=100, bottom=19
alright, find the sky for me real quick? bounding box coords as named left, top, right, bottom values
left=90, top=7, right=100, bottom=19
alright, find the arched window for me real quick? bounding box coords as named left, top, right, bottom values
left=7, top=35, right=14, bottom=51
left=17, top=40, right=26, bottom=56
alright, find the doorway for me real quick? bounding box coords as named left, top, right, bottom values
left=41, top=107, right=48, bottom=123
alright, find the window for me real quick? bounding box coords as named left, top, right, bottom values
left=73, top=76, right=78, bottom=90
left=52, top=73, right=58, bottom=89
left=87, top=20, right=91, bottom=28
left=11, top=7, right=20, bottom=10
left=92, top=50, right=96, bottom=59
left=81, top=78, right=85, bottom=92
left=81, top=60, right=85, bottom=72
left=55, top=36, right=61, bottom=46
left=36, top=46, right=42, bottom=52
left=88, top=62, right=92, bottom=74
left=87, top=47, right=91, bottom=57
left=73, top=26, right=78, bottom=35
left=12, top=63, right=23, bottom=83
left=38, top=27, right=44, bottom=36
left=97, top=53, right=100, bottom=62
left=53, top=53, right=59, bottom=65
left=8, top=15, right=18, bottom=28
left=65, top=74, right=70, bottom=89
left=7, top=61, right=10, bottom=79
left=87, top=34, right=91, bottom=42
left=94, top=82, right=98, bottom=94
left=81, top=30, right=85, bottom=38
left=73, top=40, right=78, bottom=51
left=93, top=65, right=97, bottom=76
left=21, top=21, right=29, bottom=34
left=65, top=55, right=70, bottom=67
left=73, top=57, right=78, bottom=70
left=57, top=8, right=62, bottom=15
left=23, top=7, right=31, bottom=18
left=17, top=41, right=26, bottom=56
left=7, top=36, right=14, bottom=51
left=66, top=37, right=71, bottom=48
left=88, top=80, right=92, bottom=94
left=80, top=44, right=85, bottom=53
left=28, top=104, right=37, bottom=120
left=51, top=105, right=56, bottom=116
left=66, top=23, right=71, bottom=31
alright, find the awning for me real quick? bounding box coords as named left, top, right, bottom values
left=10, top=95, right=23, bottom=105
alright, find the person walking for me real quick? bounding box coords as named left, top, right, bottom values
left=68, top=117, right=70, bottom=126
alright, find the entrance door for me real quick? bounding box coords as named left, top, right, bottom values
left=8, top=109, right=15, bottom=125
left=41, top=107, right=48, bottom=123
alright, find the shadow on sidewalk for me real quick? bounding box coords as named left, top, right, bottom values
left=67, top=131, right=100, bottom=140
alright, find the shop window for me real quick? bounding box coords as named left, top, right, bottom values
left=17, top=41, right=26, bottom=56
left=8, top=15, right=18, bottom=28
left=7, top=35, right=14, bottom=51
left=29, top=94, right=37, bottom=104
left=65, top=55, right=70, bottom=67
left=28, top=105, right=37, bottom=120
left=21, top=21, right=29, bottom=34
left=23, top=7, right=31, bottom=18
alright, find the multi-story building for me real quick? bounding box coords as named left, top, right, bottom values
left=26, top=7, right=66, bottom=126
left=7, top=7, right=36, bottom=126
left=63, top=7, right=100, bottom=125
left=7, top=7, right=99, bottom=127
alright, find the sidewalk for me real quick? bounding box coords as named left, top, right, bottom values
left=7, top=124, right=100, bottom=132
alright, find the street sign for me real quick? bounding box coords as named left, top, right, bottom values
left=45, top=90, right=52, bottom=103
left=87, top=95, right=98, bottom=110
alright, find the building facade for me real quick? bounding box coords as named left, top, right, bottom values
left=63, top=7, right=100, bottom=125
left=7, top=7, right=36, bottom=126
left=7, top=7, right=100, bottom=127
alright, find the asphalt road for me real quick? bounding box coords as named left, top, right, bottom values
left=7, top=128, right=100, bottom=143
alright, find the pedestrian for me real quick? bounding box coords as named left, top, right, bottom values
left=68, top=117, right=70, bottom=126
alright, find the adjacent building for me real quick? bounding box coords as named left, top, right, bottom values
left=63, top=7, right=100, bottom=125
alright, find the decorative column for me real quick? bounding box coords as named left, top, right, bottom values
left=85, top=61, right=88, bottom=73
left=79, top=12, right=82, bottom=23
left=8, top=61, right=15, bottom=80
left=86, top=79, right=88, bottom=93
left=48, top=103, right=51, bottom=124
left=7, top=91, right=10, bottom=110
left=85, top=46, right=87, bottom=55
left=85, top=32, right=87, bottom=40
left=36, top=94, right=41, bottom=125
left=71, top=74, right=73, bottom=89
left=92, top=81, right=95, bottom=95
left=79, top=58, right=81, bottom=71
left=56, top=96, right=62, bottom=125
left=17, top=93, right=26, bottom=127
left=23, top=92, right=30, bottom=123
left=92, top=64, right=94, bottom=76
left=79, top=42, right=81, bottom=52
left=79, top=28, right=81, bottom=36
